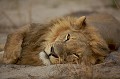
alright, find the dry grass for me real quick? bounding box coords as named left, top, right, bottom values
left=113, top=0, right=120, bottom=9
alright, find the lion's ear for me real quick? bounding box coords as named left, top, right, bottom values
left=73, top=16, right=86, bottom=30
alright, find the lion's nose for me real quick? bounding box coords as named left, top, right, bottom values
left=49, top=46, right=59, bottom=58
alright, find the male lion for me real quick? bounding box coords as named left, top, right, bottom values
left=2, top=13, right=120, bottom=65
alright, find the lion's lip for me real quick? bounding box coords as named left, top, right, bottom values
left=48, top=53, right=59, bottom=58
left=44, top=50, right=59, bottom=58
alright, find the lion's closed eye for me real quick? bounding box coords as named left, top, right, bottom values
left=64, top=34, right=70, bottom=42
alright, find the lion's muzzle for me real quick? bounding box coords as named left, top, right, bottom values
left=48, top=46, right=59, bottom=58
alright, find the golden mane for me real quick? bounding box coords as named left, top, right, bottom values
left=44, top=16, right=109, bottom=57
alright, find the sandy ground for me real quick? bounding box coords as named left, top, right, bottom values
left=0, top=51, right=120, bottom=79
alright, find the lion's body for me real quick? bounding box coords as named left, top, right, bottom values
left=86, top=14, right=120, bottom=50
left=2, top=13, right=120, bottom=65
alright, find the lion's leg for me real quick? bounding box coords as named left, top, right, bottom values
left=3, top=24, right=31, bottom=64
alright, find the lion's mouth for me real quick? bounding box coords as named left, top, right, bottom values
left=43, top=50, right=59, bottom=58
left=48, top=53, right=59, bottom=58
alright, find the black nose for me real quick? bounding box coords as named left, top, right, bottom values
left=49, top=46, right=59, bottom=58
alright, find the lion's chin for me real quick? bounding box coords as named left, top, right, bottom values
left=39, top=51, right=51, bottom=65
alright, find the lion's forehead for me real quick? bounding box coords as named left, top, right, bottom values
left=44, top=17, right=79, bottom=42
left=46, top=29, right=70, bottom=43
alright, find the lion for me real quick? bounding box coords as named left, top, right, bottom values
left=2, top=13, right=120, bottom=65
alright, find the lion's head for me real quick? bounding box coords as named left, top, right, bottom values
left=43, top=16, right=109, bottom=65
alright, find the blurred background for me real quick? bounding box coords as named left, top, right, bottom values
left=0, top=0, right=120, bottom=47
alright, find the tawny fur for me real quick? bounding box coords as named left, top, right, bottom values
left=2, top=13, right=120, bottom=65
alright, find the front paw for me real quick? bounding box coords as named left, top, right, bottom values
left=3, top=57, right=17, bottom=64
